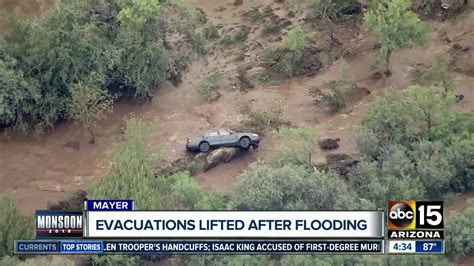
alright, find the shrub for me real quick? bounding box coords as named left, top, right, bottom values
left=68, top=74, right=114, bottom=144
left=197, top=70, right=221, bottom=101
left=203, top=23, right=219, bottom=39
left=0, top=195, right=34, bottom=256
left=241, top=98, right=285, bottom=133
left=262, top=30, right=322, bottom=76
left=262, top=21, right=281, bottom=34
left=0, top=0, right=199, bottom=134
left=87, top=117, right=160, bottom=210
left=308, top=80, right=346, bottom=112
left=445, top=203, right=474, bottom=257
left=243, top=7, right=264, bottom=22
left=233, top=26, right=250, bottom=42
left=229, top=163, right=363, bottom=211
left=220, top=35, right=234, bottom=45
left=413, top=58, right=455, bottom=92
left=284, top=29, right=308, bottom=51
left=271, top=127, right=319, bottom=166
left=350, top=145, right=428, bottom=207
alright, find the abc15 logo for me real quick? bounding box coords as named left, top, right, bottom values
left=387, top=201, right=444, bottom=230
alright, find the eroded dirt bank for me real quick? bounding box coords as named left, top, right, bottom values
left=1, top=0, right=473, bottom=215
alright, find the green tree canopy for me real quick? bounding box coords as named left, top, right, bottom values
left=229, top=163, right=365, bottom=211
left=364, top=0, right=430, bottom=75
left=0, top=195, right=34, bottom=256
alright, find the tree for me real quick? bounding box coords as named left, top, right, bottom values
left=262, top=29, right=321, bottom=76
left=270, top=127, right=319, bottom=166
left=350, top=144, right=427, bottom=207
left=68, top=76, right=113, bottom=144
left=357, top=86, right=458, bottom=156
left=229, top=163, right=363, bottom=211
left=364, top=0, right=430, bottom=76
left=445, top=203, right=474, bottom=258
left=0, top=195, right=34, bottom=256
left=0, top=55, right=40, bottom=135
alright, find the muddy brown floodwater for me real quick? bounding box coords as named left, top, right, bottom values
left=1, top=0, right=473, bottom=216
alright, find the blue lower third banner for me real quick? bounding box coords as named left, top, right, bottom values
left=15, top=240, right=384, bottom=254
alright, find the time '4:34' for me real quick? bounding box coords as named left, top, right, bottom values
left=393, top=242, right=413, bottom=251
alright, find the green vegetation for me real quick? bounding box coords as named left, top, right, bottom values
left=365, top=0, right=430, bottom=76
left=203, top=23, right=219, bottom=39
left=230, top=162, right=362, bottom=211
left=197, top=70, right=221, bottom=101
left=413, top=58, right=455, bottom=92
left=270, top=127, right=319, bottom=166
left=241, top=98, right=285, bottom=133
left=308, top=80, right=346, bottom=112
left=445, top=203, right=474, bottom=257
left=68, top=74, right=114, bottom=143
left=306, top=0, right=361, bottom=43
left=353, top=86, right=473, bottom=206
left=0, top=195, right=34, bottom=256
left=243, top=7, right=264, bottom=22
left=262, top=29, right=320, bottom=76
left=234, top=26, right=250, bottom=43
left=220, top=34, right=233, bottom=45
left=0, top=0, right=203, bottom=135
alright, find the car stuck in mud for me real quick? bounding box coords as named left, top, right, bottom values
left=186, top=129, right=261, bottom=153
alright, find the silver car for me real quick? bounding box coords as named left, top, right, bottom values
left=186, top=129, right=261, bottom=153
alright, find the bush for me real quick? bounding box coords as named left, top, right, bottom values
left=262, top=29, right=322, bottom=76
left=197, top=70, right=221, bottom=101
left=308, top=80, right=346, bottom=112
left=357, top=86, right=459, bottom=153
left=87, top=116, right=160, bottom=210
left=413, top=58, right=454, bottom=92
left=229, top=163, right=363, bottom=211
left=350, top=145, right=428, bottom=207
left=68, top=74, right=114, bottom=143
left=0, top=195, right=34, bottom=256
left=220, top=35, right=234, bottom=45
left=203, top=23, right=219, bottom=39
left=233, top=26, right=250, bottom=42
left=241, top=98, right=285, bottom=133
left=365, top=0, right=430, bottom=75
left=0, top=0, right=199, bottom=134
left=270, top=127, right=319, bottom=166
left=243, top=7, right=264, bottom=22
left=445, top=203, right=474, bottom=257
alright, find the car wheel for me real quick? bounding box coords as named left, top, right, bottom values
left=199, top=142, right=210, bottom=153
left=239, top=137, right=251, bottom=149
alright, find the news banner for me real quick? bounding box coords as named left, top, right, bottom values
left=14, top=200, right=444, bottom=255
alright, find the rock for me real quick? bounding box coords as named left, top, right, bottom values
left=325, top=154, right=359, bottom=178
left=204, top=147, right=243, bottom=171
left=318, top=138, right=340, bottom=150
left=456, top=94, right=464, bottom=102
left=64, top=141, right=80, bottom=151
